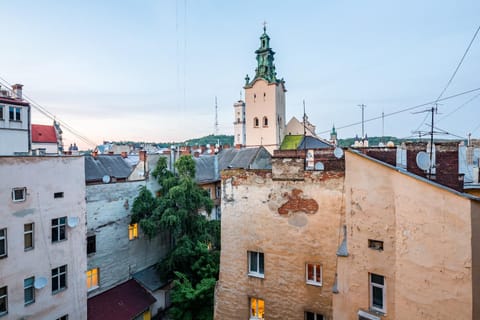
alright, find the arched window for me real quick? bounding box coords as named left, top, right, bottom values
left=263, top=116, right=268, bottom=127
left=254, top=117, right=259, bottom=128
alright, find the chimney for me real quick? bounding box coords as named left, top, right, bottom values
left=223, top=144, right=231, bottom=150
left=405, top=142, right=428, bottom=177
left=139, top=150, right=147, bottom=162
left=12, top=84, right=23, bottom=100
left=194, top=151, right=200, bottom=158
left=121, top=151, right=128, bottom=158
left=235, top=144, right=242, bottom=149
left=91, top=151, right=98, bottom=158
left=435, top=141, right=463, bottom=191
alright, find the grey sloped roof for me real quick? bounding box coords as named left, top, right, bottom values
left=85, top=155, right=133, bottom=182
left=195, top=156, right=217, bottom=183
left=132, top=265, right=167, bottom=291
left=298, top=136, right=332, bottom=149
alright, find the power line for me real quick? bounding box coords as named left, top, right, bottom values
left=437, top=91, right=480, bottom=123
left=317, top=87, right=480, bottom=136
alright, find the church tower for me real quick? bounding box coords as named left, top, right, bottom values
left=236, top=26, right=286, bottom=153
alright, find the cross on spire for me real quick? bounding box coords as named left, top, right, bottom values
left=262, top=21, right=267, bottom=33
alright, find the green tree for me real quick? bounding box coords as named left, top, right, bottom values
left=131, top=155, right=219, bottom=319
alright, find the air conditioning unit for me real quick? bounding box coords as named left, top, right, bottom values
left=358, top=310, right=381, bottom=320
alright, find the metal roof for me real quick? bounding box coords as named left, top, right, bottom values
left=84, top=155, right=133, bottom=182
left=133, top=265, right=168, bottom=292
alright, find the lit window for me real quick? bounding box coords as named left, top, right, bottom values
left=305, top=311, right=324, bottom=320
left=86, top=268, right=99, bottom=291
left=0, top=229, right=6, bottom=258
left=87, top=235, right=96, bottom=255
left=250, top=297, right=264, bottom=320
left=129, top=223, right=138, bottom=240
left=306, top=263, right=322, bottom=286
left=263, top=116, right=268, bottom=127
left=254, top=117, right=259, bottom=128
left=248, top=251, right=264, bottom=278
left=12, top=187, right=26, bottom=202
left=24, top=223, right=34, bottom=250
left=370, top=273, right=386, bottom=313
left=24, top=277, right=35, bottom=305
left=51, top=217, right=67, bottom=242
left=56, top=315, right=68, bottom=320
left=9, top=106, right=21, bottom=121
left=0, top=286, right=7, bottom=315
left=52, top=265, right=67, bottom=293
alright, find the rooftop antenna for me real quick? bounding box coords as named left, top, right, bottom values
left=358, top=104, right=367, bottom=138
left=381, top=110, right=385, bottom=144
left=303, top=99, right=307, bottom=170
left=214, top=96, right=219, bottom=135
left=412, top=104, right=440, bottom=176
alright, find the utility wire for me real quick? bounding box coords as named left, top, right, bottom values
left=437, top=91, right=480, bottom=123
left=317, top=87, right=480, bottom=135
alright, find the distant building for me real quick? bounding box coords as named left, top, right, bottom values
left=0, top=155, right=87, bottom=319
left=285, top=116, right=317, bottom=137
left=235, top=27, right=287, bottom=154
left=0, top=84, right=31, bottom=155
left=31, top=123, right=63, bottom=155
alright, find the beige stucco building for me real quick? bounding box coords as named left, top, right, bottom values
left=0, top=156, right=87, bottom=319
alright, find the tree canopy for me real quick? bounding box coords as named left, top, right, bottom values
left=131, top=155, right=220, bottom=319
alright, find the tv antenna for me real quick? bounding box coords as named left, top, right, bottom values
left=412, top=104, right=440, bottom=176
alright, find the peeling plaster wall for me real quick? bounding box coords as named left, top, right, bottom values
left=215, top=167, right=345, bottom=320
left=0, top=156, right=87, bottom=319
left=334, top=151, right=475, bottom=319
left=86, top=169, right=169, bottom=297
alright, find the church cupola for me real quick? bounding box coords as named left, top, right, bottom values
left=245, top=26, right=283, bottom=87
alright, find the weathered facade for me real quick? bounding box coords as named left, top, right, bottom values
left=0, top=156, right=87, bottom=319
left=215, top=149, right=344, bottom=319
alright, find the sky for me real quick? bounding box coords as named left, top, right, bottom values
left=1, top=1, right=479, bottom=150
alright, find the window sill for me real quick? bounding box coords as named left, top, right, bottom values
left=24, top=300, right=35, bottom=307
left=306, top=281, right=322, bottom=287
left=248, top=272, right=264, bottom=279
left=87, top=252, right=96, bottom=257
left=87, top=286, right=99, bottom=292
left=0, top=311, right=7, bottom=317
left=52, top=287, right=67, bottom=295
left=24, top=247, right=34, bottom=252
left=0, top=255, right=7, bottom=259
left=52, top=239, right=67, bottom=244
left=369, top=307, right=386, bottom=316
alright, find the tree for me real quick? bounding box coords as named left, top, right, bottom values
left=131, top=155, right=219, bottom=319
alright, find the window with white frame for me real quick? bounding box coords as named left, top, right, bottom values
left=51, top=217, right=67, bottom=242
left=370, top=273, right=386, bottom=313
left=248, top=251, right=264, bottom=278
left=9, top=106, right=21, bottom=121
left=306, top=263, right=322, bottom=286
left=250, top=297, right=264, bottom=319
left=86, top=268, right=99, bottom=291
left=24, top=277, right=35, bottom=305
left=305, top=311, right=324, bottom=320
left=12, top=187, right=26, bottom=202
left=52, top=265, right=67, bottom=293
left=0, top=229, right=6, bottom=258
left=24, top=223, right=34, bottom=250
left=0, top=286, right=7, bottom=315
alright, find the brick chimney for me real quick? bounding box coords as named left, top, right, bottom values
left=12, top=84, right=23, bottom=100
left=139, top=150, right=147, bottom=162
left=121, top=151, right=128, bottom=158
left=405, top=142, right=428, bottom=178
left=435, top=141, right=463, bottom=192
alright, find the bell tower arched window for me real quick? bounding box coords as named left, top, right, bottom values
left=254, top=117, right=259, bottom=128
left=263, top=117, right=268, bottom=127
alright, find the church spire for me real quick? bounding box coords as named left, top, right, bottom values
left=246, top=25, right=281, bottom=86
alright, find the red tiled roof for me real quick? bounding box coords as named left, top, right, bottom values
left=87, top=279, right=156, bottom=320
left=31, top=124, right=57, bottom=143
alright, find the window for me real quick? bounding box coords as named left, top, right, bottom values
left=129, top=223, right=138, bottom=240
left=370, top=273, right=386, bottom=313
left=51, top=217, right=67, bottom=242
left=86, top=268, right=99, bottom=291
left=24, top=223, right=34, bottom=250
left=305, top=311, right=324, bottom=320
left=87, top=235, right=96, bottom=255
left=248, top=251, right=264, bottom=278
left=54, top=192, right=64, bottom=199
left=254, top=117, right=259, bottom=128
left=9, top=106, right=21, bottom=121
left=368, top=239, right=383, bottom=251
left=52, top=265, right=67, bottom=293
left=0, top=286, right=7, bottom=315
left=215, top=185, right=221, bottom=199
left=0, top=229, right=6, bottom=258
left=12, top=187, right=26, bottom=202
left=215, top=205, right=221, bottom=220
left=56, top=315, right=68, bottom=320
left=306, top=263, right=322, bottom=286
left=24, top=277, right=35, bottom=305
left=250, top=297, right=264, bottom=320
left=263, top=116, right=268, bottom=127
left=0, top=105, right=3, bottom=120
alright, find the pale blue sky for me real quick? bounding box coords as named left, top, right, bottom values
left=1, top=1, right=479, bottom=148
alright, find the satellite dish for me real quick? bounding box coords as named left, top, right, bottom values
left=334, top=147, right=344, bottom=159
left=102, top=175, right=111, bottom=184
left=416, top=151, right=430, bottom=171
left=67, top=217, right=79, bottom=228
left=314, top=162, right=325, bottom=171
left=34, top=277, right=47, bottom=289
